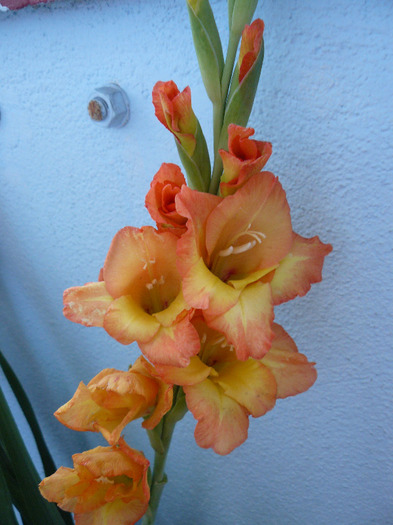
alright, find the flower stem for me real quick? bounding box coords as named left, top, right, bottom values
left=142, top=387, right=188, bottom=525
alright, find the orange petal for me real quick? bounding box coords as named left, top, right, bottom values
left=206, top=172, right=293, bottom=283
left=155, top=356, right=212, bottom=386
left=39, top=439, right=149, bottom=524
left=132, top=357, right=174, bottom=430
left=104, top=295, right=160, bottom=345
left=270, top=233, right=333, bottom=305
left=103, top=226, right=180, bottom=301
left=152, top=80, right=179, bottom=128
left=204, top=282, right=274, bottom=361
left=39, top=466, right=81, bottom=512
left=184, top=379, right=249, bottom=455
left=63, top=282, right=113, bottom=327
left=262, top=324, right=317, bottom=398
left=145, top=163, right=187, bottom=235
left=180, top=256, right=241, bottom=313
left=214, top=359, right=277, bottom=417
left=55, top=368, right=160, bottom=444
left=138, top=314, right=200, bottom=367
left=238, top=19, right=264, bottom=83
left=176, top=185, right=222, bottom=272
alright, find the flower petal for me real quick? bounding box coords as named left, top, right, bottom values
left=214, top=359, right=276, bottom=417
left=262, top=324, right=317, bottom=398
left=131, top=357, right=174, bottom=430
left=103, top=226, right=180, bottom=302
left=63, top=282, right=113, bottom=327
left=184, top=379, right=249, bottom=455
left=204, top=281, right=274, bottom=361
left=206, top=172, right=293, bottom=282
left=104, top=295, right=160, bottom=345
left=155, top=356, right=213, bottom=386
left=270, top=233, right=333, bottom=305
left=138, top=314, right=200, bottom=367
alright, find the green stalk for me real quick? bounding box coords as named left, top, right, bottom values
left=142, top=388, right=188, bottom=525
left=221, top=30, right=241, bottom=108
left=209, top=31, right=241, bottom=195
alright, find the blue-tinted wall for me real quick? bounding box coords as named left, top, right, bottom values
left=1, top=1, right=392, bottom=523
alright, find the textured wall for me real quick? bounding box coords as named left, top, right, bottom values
left=0, top=1, right=392, bottom=524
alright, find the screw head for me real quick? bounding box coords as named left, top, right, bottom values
left=88, top=84, right=130, bottom=128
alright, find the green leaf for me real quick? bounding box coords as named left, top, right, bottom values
left=176, top=120, right=211, bottom=192
left=187, top=0, right=224, bottom=103
left=0, top=456, right=19, bottom=525
left=229, top=0, right=258, bottom=36
left=220, top=37, right=264, bottom=146
left=0, top=384, right=67, bottom=525
left=0, top=349, right=57, bottom=478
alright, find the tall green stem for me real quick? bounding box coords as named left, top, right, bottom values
left=142, top=388, right=188, bottom=525
left=209, top=31, right=241, bottom=195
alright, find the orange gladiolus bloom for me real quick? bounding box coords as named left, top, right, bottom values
left=219, top=124, right=272, bottom=196
left=39, top=439, right=149, bottom=525
left=175, top=172, right=332, bottom=361
left=145, top=163, right=187, bottom=237
left=63, top=226, right=200, bottom=367
left=54, top=357, right=173, bottom=445
left=156, top=321, right=316, bottom=455
left=238, top=19, right=265, bottom=83
left=152, top=80, right=198, bottom=155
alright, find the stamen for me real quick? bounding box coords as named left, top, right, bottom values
left=143, top=259, right=156, bottom=270
left=218, top=240, right=257, bottom=257
left=145, top=275, right=165, bottom=290
left=218, top=245, right=234, bottom=257
left=217, top=229, right=266, bottom=258
left=232, top=240, right=256, bottom=254
left=96, top=476, right=114, bottom=484
left=200, top=333, right=207, bottom=345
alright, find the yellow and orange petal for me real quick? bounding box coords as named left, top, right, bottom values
left=262, top=324, right=317, bottom=398
left=39, top=439, right=149, bottom=525
left=184, top=379, right=249, bottom=455
left=129, top=357, right=174, bottom=430
left=138, top=313, right=200, bottom=367
left=54, top=359, right=172, bottom=444
left=204, top=281, right=274, bottom=361
left=219, top=124, right=272, bottom=196
left=270, top=233, right=333, bottom=305
left=205, top=173, right=292, bottom=283
left=152, top=81, right=197, bottom=154
left=214, top=358, right=277, bottom=417
left=145, top=163, right=187, bottom=236
left=238, top=19, right=265, bottom=83
left=63, top=282, right=113, bottom=327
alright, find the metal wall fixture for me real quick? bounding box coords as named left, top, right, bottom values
left=88, top=83, right=130, bottom=128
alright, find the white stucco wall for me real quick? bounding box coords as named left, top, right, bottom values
left=1, top=1, right=392, bottom=524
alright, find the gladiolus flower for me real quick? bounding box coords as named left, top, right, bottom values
left=219, top=124, right=272, bottom=196
left=238, top=19, right=265, bottom=83
left=39, top=438, right=149, bottom=525
left=63, top=226, right=200, bottom=367
left=156, top=321, right=316, bottom=455
left=54, top=357, right=173, bottom=444
left=175, top=172, right=331, bottom=361
left=152, top=80, right=197, bottom=155
left=145, top=163, right=187, bottom=236
left=176, top=172, right=291, bottom=360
